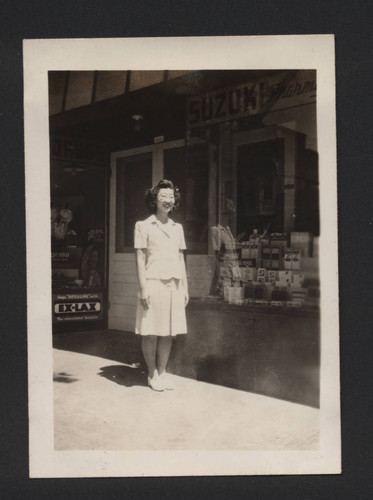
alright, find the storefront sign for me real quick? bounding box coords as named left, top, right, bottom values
left=187, top=71, right=316, bottom=128
left=50, top=136, right=107, bottom=165
left=51, top=247, right=82, bottom=268
left=53, top=291, right=104, bottom=322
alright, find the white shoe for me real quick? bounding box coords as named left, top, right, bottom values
left=147, top=371, right=164, bottom=392
left=158, top=372, right=174, bottom=390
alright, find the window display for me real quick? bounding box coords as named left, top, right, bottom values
left=185, top=97, right=319, bottom=308
left=50, top=157, right=108, bottom=326
left=206, top=226, right=319, bottom=308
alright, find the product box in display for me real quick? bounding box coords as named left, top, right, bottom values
left=291, top=250, right=301, bottom=270
left=278, top=270, right=292, bottom=285
left=291, top=291, right=307, bottom=300
left=241, top=243, right=250, bottom=260
left=284, top=249, right=292, bottom=270
left=240, top=267, right=256, bottom=282
left=249, top=242, right=259, bottom=263
left=270, top=233, right=289, bottom=249
left=239, top=266, right=249, bottom=282
left=290, top=232, right=313, bottom=257
left=248, top=267, right=256, bottom=281
left=270, top=247, right=280, bottom=269
left=264, top=283, right=275, bottom=300
left=292, top=273, right=304, bottom=287
left=271, top=287, right=289, bottom=301
left=255, top=299, right=269, bottom=306
left=231, top=266, right=242, bottom=281
left=261, top=246, right=271, bottom=269
left=244, top=284, right=255, bottom=299
left=286, top=300, right=302, bottom=308
left=226, top=286, right=236, bottom=304
left=283, top=249, right=302, bottom=270
left=229, top=285, right=244, bottom=304
left=291, top=298, right=306, bottom=306
left=275, top=280, right=291, bottom=287
left=271, top=300, right=284, bottom=307
left=254, top=284, right=265, bottom=299
left=247, top=258, right=256, bottom=268
left=268, top=270, right=276, bottom=284
left=257, top=268, right=267, bottom=283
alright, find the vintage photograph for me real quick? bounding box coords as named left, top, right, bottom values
left=25, top=36, right=340, bottom=477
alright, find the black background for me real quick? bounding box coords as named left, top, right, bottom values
left=1, top=0, right=372, bottom=498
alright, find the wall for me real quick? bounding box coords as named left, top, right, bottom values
left=109, top=253, right=137, bottom=332
left=168, top=302, right=320, bottom=407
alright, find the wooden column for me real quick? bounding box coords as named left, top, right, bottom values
left=283, top=130, right=297, bottom=233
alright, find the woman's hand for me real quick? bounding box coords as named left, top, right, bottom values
left=140, top=288, right=150, bottom=309
left=184, top=290, right=189, bottom=307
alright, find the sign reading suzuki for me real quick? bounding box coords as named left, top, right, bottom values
left=187, top=70, right=316, bottom=129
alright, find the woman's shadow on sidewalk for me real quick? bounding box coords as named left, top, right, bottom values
left=54, top=330, right=148, bottom=388
left=98, top=363, right=148, bottom=388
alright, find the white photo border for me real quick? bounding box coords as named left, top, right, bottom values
left=24, top=35, right=340, bottom=477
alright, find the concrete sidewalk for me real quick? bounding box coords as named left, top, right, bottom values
left=54, top=348, right=319, bottom=451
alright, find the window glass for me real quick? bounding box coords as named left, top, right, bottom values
left=236, top=139, right=284, bottom=236
left=51, top=164, right=107, bottom=283
left=185, top=143, right=209, bottom=253
left=115, top=153, right=152, bottom=252
left=165, top=144, right=209, bottom=254
left=164, top=147, right=186, bottom=228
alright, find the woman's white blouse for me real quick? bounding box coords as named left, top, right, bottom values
left=134, top=215, right=186, bottom=280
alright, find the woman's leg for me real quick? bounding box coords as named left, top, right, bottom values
left=156, top=336, right=173, bottom=375
left=141, top=335, right=158, bottom=379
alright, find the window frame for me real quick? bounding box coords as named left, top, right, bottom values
left=111, top=139, right=186, bottom=254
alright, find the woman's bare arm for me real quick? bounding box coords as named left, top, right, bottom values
left=179, top=250, right=189, bottom=306
left=136, top=249, right=150, bottom=309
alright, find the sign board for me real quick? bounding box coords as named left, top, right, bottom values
left=187, top=70, right=316, bottom=129
left=51, top=247, right=82, bottom=269
left=50, top=136, right=107, bottom=165
left=52, top=291, right=104, bottom=323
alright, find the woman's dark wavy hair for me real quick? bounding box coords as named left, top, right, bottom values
left=145, top=179, right=181, bottom=213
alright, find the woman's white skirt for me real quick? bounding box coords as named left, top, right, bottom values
left=135, top=278, right=187, bottom=336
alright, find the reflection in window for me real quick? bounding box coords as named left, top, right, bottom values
left=237, top=139, right=284, bottom=236
left=165, top=144, right=209, bottom=254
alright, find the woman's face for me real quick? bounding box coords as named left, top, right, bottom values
left=156, top=188, right=175, bottom=215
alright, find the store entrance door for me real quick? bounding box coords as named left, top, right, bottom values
left=108, top=140, right=185, bottom=332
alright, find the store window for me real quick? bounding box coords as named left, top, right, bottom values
left=185, top=143, right=209, bottom=254
left=236, top=139, right=284, bottom=237
left=164, top=147, right=186, bottom=229
left=186, top=121, right=319, bottom=309
left=50, top=156, right=109, bottom=328
left=165, top=144, right=209, bottom=254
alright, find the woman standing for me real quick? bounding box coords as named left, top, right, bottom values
left=134, top=180, right=189, bottom=391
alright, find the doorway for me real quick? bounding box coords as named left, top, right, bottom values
left=109, top=140, right=185, bottom=331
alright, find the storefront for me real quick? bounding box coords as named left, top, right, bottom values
left=49, top=69, right=320, bottom=405
left=50, top=135, right=109, bottom=331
